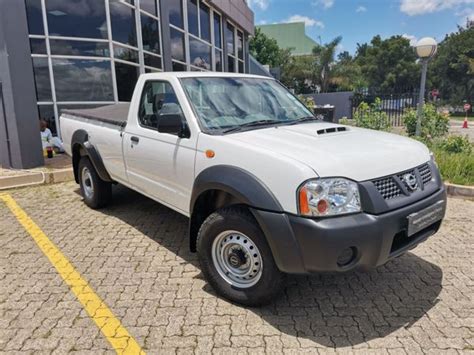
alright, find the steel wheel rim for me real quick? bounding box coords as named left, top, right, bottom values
left=211, top=230, right=263, bottom=288
left=81, top=167, right=94, bottom=199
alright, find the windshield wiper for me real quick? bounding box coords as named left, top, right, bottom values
left=223, top=119, right=283, bottom=133
left=287, top=116, right=320, bottom=125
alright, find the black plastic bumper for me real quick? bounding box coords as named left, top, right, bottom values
left=251, top=186, right=447, bottom=274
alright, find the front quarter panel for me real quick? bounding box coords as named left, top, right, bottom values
left=195, top=133, right=318, bottom=214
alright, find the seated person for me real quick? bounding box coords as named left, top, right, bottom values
left=40, top=119, right=64, bottom=153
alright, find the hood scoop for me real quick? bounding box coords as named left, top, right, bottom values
left=316, top=126, right=348, bottom=135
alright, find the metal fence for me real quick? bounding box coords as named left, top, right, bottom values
left=351, top=91, right=419, bottom=126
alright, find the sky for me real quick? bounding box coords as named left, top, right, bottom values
left=248, top=0, right=474, bottom=54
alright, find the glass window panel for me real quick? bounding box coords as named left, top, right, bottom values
left=166, top=0, right=183, bottom=28
left=215, top=49, right=222, bottom=71
left=170, top=28, right=185, bottom=62
left=213, top=13, right=221, bottom=48
left=189, top=37, right=211, bottom=70
left=38, top=105, right=56, bottom=135
left=25, top=0, right=44, bottom=35
left=49, top=39, right=110, bottom=57
left=227, top=55, right=235, bottom=73
left=32, top=57, right=52, bottom=101
left=140, top=0, right=157, bottom=16
left=226, top=22, right=235, bottom=56
left=187, top=0, right=199, bottom=37
left=199, top=2, right=210, bottom=42
left=141, top=14, right=160, bottom=54
left=52, top=59, right=113, bottom=101
left=113, top=45, right=139, bottom=63
left=172, top=61, right=186, bottom=71
left=237, top=31, right=244, bottom=59
left=46, top=0, right=107, bottom=39
left=238, top=60, right=244, bottom=73
left=144, top=53, right=162, bottom=69
left=110, top=1, right=137, bottom=47
left=30, top=38, right=47, bottom=54
left=115, top=62, right=140, bottom=101
left=145, top=67, right=160, bottom=73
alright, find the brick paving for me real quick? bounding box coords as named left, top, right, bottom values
left=0, top=182, right=473, bottom=354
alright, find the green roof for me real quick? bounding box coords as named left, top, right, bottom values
left=257, top=22, right=319, bottom=56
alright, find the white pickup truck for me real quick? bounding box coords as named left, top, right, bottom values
left=61, top=72, right=446, bottom=305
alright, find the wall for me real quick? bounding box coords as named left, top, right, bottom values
left=303, top=91, right=353, bottom=121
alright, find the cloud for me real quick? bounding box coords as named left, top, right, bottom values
left=247, top=0, right=270, bottom=11
left=402, top=33, right=418, bottom=45
left=312, top=0, right=335, bottom=9
left=257, top=20, right=268, bottom=25
left=400, top=0, right=474, bottom=16
left=456, top=7, right=474, bottom=21
left=285, top=15, right=325, bottom=28
left=356, top=5, right=367, bottom=12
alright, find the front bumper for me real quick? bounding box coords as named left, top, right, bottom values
left=251, top=186, right=447, bottom=274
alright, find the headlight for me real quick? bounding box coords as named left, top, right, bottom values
left=298, top=178, right=361, bottom=217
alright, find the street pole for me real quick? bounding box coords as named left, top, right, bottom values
left=416, top=59, right=428, bottom=136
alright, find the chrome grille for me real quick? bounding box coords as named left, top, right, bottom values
left=373, top=177, right=401, bottom=199
left=419, top=163, right=432, bottom=184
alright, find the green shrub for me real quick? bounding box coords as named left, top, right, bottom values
left=297, top=95, right=315, bottom=110
left=403, top=104, right=450, bottom=139
left=338, top=117, right=356, bottom=126
left=353, top=98, right=391, bottom=131
left=439, top=135, right=472, bottom=154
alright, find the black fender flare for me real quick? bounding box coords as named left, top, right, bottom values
left=190, top=165, right=282, bottom=214
left=71, top=129, right=112, bottom=183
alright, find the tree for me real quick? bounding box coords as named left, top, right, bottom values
left=249, top=27, right=289, bottom=67
left=311, top=36, right=342, bottom=92
left=354, top=35, right=419, bottom=92
left=429, top=26, right=474, bottom=105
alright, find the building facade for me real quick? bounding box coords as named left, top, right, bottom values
left=0, top=0, right=254, bottom=168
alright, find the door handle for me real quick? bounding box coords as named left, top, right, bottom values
left=130, top=136, right=139, bottom=144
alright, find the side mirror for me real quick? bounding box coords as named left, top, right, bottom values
left=157, top=114, right=190, bottom=138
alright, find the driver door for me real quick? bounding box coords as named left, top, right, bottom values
left=123, top=80, right=196, bottom=214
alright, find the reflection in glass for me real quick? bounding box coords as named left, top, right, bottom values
left=187, top=0, right=199, bottom=37
left=189, top=38, right=211, bottom=70
left=140, top=0, right=157, bottom=16
left=227, top=55, right=235, bottom=73
left=46, top=0, right=107, bottom=38
left=114, top=45, right=139, bottom=63
left=170, top=28, right=185, bottom=62
left=145, top=67, right=160, bottom=73
left=38, top=105, right=56, bottom=135
left=237, top=31, right=244, bottom=59
left=32, top=58, right=52, bottom=101
left=144, top=53, right=162, bottom=69
left=25, top=0, right=44, bottom=35
left=166, top=0, right=183, bottom=28
left=214, top=13, right=222, bottom=48
left=215, top=49, right=222, bottom=71
left=238, top=60, right=244, bottom=73
left=52, top=59, right=113, bottom=101
left=110, top=1, right=137, bottom=47
left=49, top=39, right=109, bottom=57
left=172, top=61, right=186, bottom=71
left=30, top=38, right=47, bottom=54
left=141, top=14, right=160, bottom=54
left=115, top=62, right=140, bottom=101
left=226, top=22, right=235, bottom=56
left=200, top=2, right=210, bottom=42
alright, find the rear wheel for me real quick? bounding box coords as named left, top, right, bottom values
left=78, top=157, right=111, bottom=209
left=197, top=207, right=283, bottom=306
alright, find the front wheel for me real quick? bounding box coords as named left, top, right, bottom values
left=78, top=157, right=111, bottom=209
left=197, top=207, right=283, bottom=306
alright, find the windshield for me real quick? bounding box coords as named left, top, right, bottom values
left=180, top=77, right=314, bottom=133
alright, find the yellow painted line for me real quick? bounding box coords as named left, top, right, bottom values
left=0, top=194, right=145, bottom=355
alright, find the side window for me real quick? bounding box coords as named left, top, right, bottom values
left=138, top=81, right=185, bottom=133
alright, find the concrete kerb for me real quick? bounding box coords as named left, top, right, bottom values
left=0, top=168, right=74, bottom=190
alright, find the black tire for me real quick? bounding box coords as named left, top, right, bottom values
left=78, top=157, right=111, bottom=209
left=197, top=206, right=283, bottom=306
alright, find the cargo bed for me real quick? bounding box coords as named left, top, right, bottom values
left=62, top=103, right=130, bottom=127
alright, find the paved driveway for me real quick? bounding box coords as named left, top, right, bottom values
left=0, top=182, right=473, bottom=354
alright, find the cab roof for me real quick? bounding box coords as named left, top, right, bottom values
left=140, top=71, right=274, bottom=80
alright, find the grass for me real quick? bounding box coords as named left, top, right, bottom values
left=450, top=115, right=473, bottom=121
left=431, top=146, right=474, bottom=185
